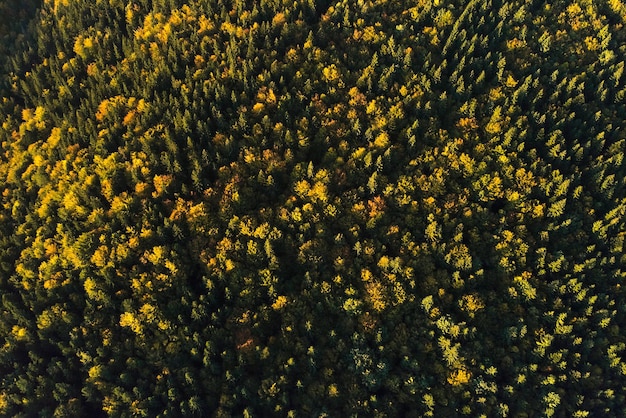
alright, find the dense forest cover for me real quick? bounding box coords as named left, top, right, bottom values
left=1, top=0, right=625, bottom=416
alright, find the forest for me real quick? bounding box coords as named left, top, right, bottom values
left=0, top=0, right=625, bottom=416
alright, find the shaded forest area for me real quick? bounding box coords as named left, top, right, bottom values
left=1, top=0, right=626, bottom=416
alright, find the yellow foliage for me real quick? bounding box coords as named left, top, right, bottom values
left=351, top=147, right=367, bottom=160
left=366, top=100, right=378, bottom=115
left=84, top=278, right=99, bottom=300
left=608, top=0, right=626, bottom=16
left=272, top=12, right=286, bottom=27
left=91, top=246, right=109, bottom=268
left=73, top=36, right=88, bottom=59
left=266, top=89, right=277, bottom=105
left=286, top=48, right=298, bottom=62
left=44, top=240, right=57, bottom=258
left=242, top=149, right=257, bottom=164
left=294, top=180, right=310, bottom=198
left=566, top=3, right=582, bottom=16
left=47, top=0, right=70, bottom=12
left=140, top=303, right=157, bottom=321
left=434, top=9, right=454, bottom=27
left=423, top=26, right=439, bottom=45
left=187, top=202, right=207, bottom=222
left=458, top=117, right=478, bottom=131
left=136, top=99, right=148, bottom=115
left=224, top=259, right=235, bottom=271
left=21, top=106, right=46, bottom=131
left=43, top=276, right=61, bottom=290
left=47, top=127, right=62, bottom=147
left=323, top=64, right=341, bottom=83
left=120, top=312, right=143, bottom=334
left=217, top=237, right=233, bottom=253
left=448, top=368, right=471, bottom=386
left=389, top=102, right=404, bottom=122
left=165, top=260, right=178, bottom=275
left=489, top=87, right=504, bottom=101
left=366, top=281, right=387, bottom=312
left=272, top=295, right=288, bottom=310
left=62, top=191, right=80, bottom=212
left=153, top=174, right=173, bottom=196
left=253, top=223, right=270, bottom=239
left=425, top=219, right=441, bottom=242
left=32, top=154, right=45, bottom=167
left=0, top=392, right=7, bottom=414
left=147, top=246, right=165, bottom=264
left=83, top=37, right=94, bottom=49
left=460, top=294, right=485, bottom=316
left=290, top=208, right=302, bottom=222
left=584, top=36, right=599, bottom=51
left=247, top=240, right=259, bottom=255
left=360, top=26, right=380, bottom=42
left=12, top=325, right=28, bottom=341
left=513, top=271, right=537, bottom=300
left=485, top=107, right=506, bottom=134
left=486, top=175, right=502, bottom=197
left=374, top=131, right=390, bottom=148
left=95, top=99, right=111, bottom=122
left=37, top=305, right=62, bottom=330
left=508, top=190, right=520, bottom=201
left=515, top=167, right=536, bottom=192
left=252, top=102, right=265, bottom=113
left=110, top=194, right=131, bottom=213
left=88, top=365, right=103, bottom=379
left=123, top=110, right=137, bottom=126
left=197, top=14, right=215, bottom=34
left=459, top=153, right=475, bottom=175
left=221, top=21, right=236, bottom=35
left=507, top=38, right=526, bottom=49
left=308, top=181, right=328, bottom=202
left=505, top=74, right=518, bottom=88
left=135, top=182, right=150, bottom=196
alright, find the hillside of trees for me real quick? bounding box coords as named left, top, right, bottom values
left=1, top=0, right=625, bottom=416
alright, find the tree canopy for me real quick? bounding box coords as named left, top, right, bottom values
left=1, top=0, right=625, bottom=416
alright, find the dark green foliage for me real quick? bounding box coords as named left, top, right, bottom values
left=1, top=0, right=625, bottom=416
